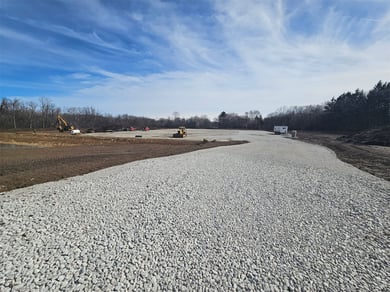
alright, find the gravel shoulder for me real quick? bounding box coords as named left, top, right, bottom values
left=1, top=130, right=389, bottom=290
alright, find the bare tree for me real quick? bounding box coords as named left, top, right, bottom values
left=27, top=101, right=37, bottom=129
left=39, top=97, right=54, bottom=128
left=39, top=97, right=48, bottom=128
left=11, top=98, right=21, bottom=129
left=0, top=98, right=11, bottom=128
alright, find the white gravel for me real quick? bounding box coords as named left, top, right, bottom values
left=1, top=130, right=389, bottom=291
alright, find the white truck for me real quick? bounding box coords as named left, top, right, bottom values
left=70, top=129, right=81, bottom=135
left=273, top=126, right=288, bottom=135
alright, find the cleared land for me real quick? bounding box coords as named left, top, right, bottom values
left=0, top=129, right=388, bottom=193
left=1, top=130, right=388, bottom=290
left=0, top=130, right=243, bottom=192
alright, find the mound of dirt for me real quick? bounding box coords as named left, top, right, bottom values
left=337, top=126, right=390, bottom=146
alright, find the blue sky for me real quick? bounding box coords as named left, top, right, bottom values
left=1, top=0, right=389, bottom=119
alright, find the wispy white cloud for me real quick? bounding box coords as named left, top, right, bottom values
left=0, top=26, right=41, bottom=45
left=57, top=0, right=132, bottom=32
left=1, top=0, right=389, bottom=118
left=373, top=10, right=390, bottom=37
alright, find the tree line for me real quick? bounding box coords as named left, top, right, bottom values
left=0, top=97, right=155, bottom=130
left=1, top=80, right=388, bottom=132
left=263, top=81, right=389, bottom=132
left=0, top=95, right=263, bottom=131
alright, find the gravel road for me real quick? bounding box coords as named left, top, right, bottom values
left=1, top=130, right=389, bottom=291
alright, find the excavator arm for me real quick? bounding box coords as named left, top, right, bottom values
left=56, top=115, right=74, bottom=132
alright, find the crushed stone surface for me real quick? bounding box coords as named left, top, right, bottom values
left=1, top=130, right=389, bottom=291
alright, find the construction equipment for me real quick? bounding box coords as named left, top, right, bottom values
left=56, top=115, right=75, bottom=132
left=173, top=126, right=187, bottom=138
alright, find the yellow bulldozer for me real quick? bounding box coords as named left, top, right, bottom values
left=172, top=126, right=187, bottom=138
left=56, top=115, right=75, bottom=132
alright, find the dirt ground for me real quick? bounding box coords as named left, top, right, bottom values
left=297, top=131, right=390, bottom=181
left=0, top=130, right=243, bottom=192
left=1, top=130, right=389, bottom=192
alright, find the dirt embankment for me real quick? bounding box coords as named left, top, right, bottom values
left=337, top=126, right=390, bottom=146
left=0, top=131, right=244, bottom=192
left=297, top=131, right=390, bottom=181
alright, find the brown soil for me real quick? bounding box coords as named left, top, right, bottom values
left=0, top=130, right=244, bottom=192
left=297, top=132, right=390, bottom=181
left=1, top=130, right=388, bottom=192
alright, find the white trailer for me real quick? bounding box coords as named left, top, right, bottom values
left=274, top=126, right=288, bottom=135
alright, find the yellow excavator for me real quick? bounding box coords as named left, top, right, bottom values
left=172, top=126, right=187, bottom=138
left=56, top=115, right=75, bottom=132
